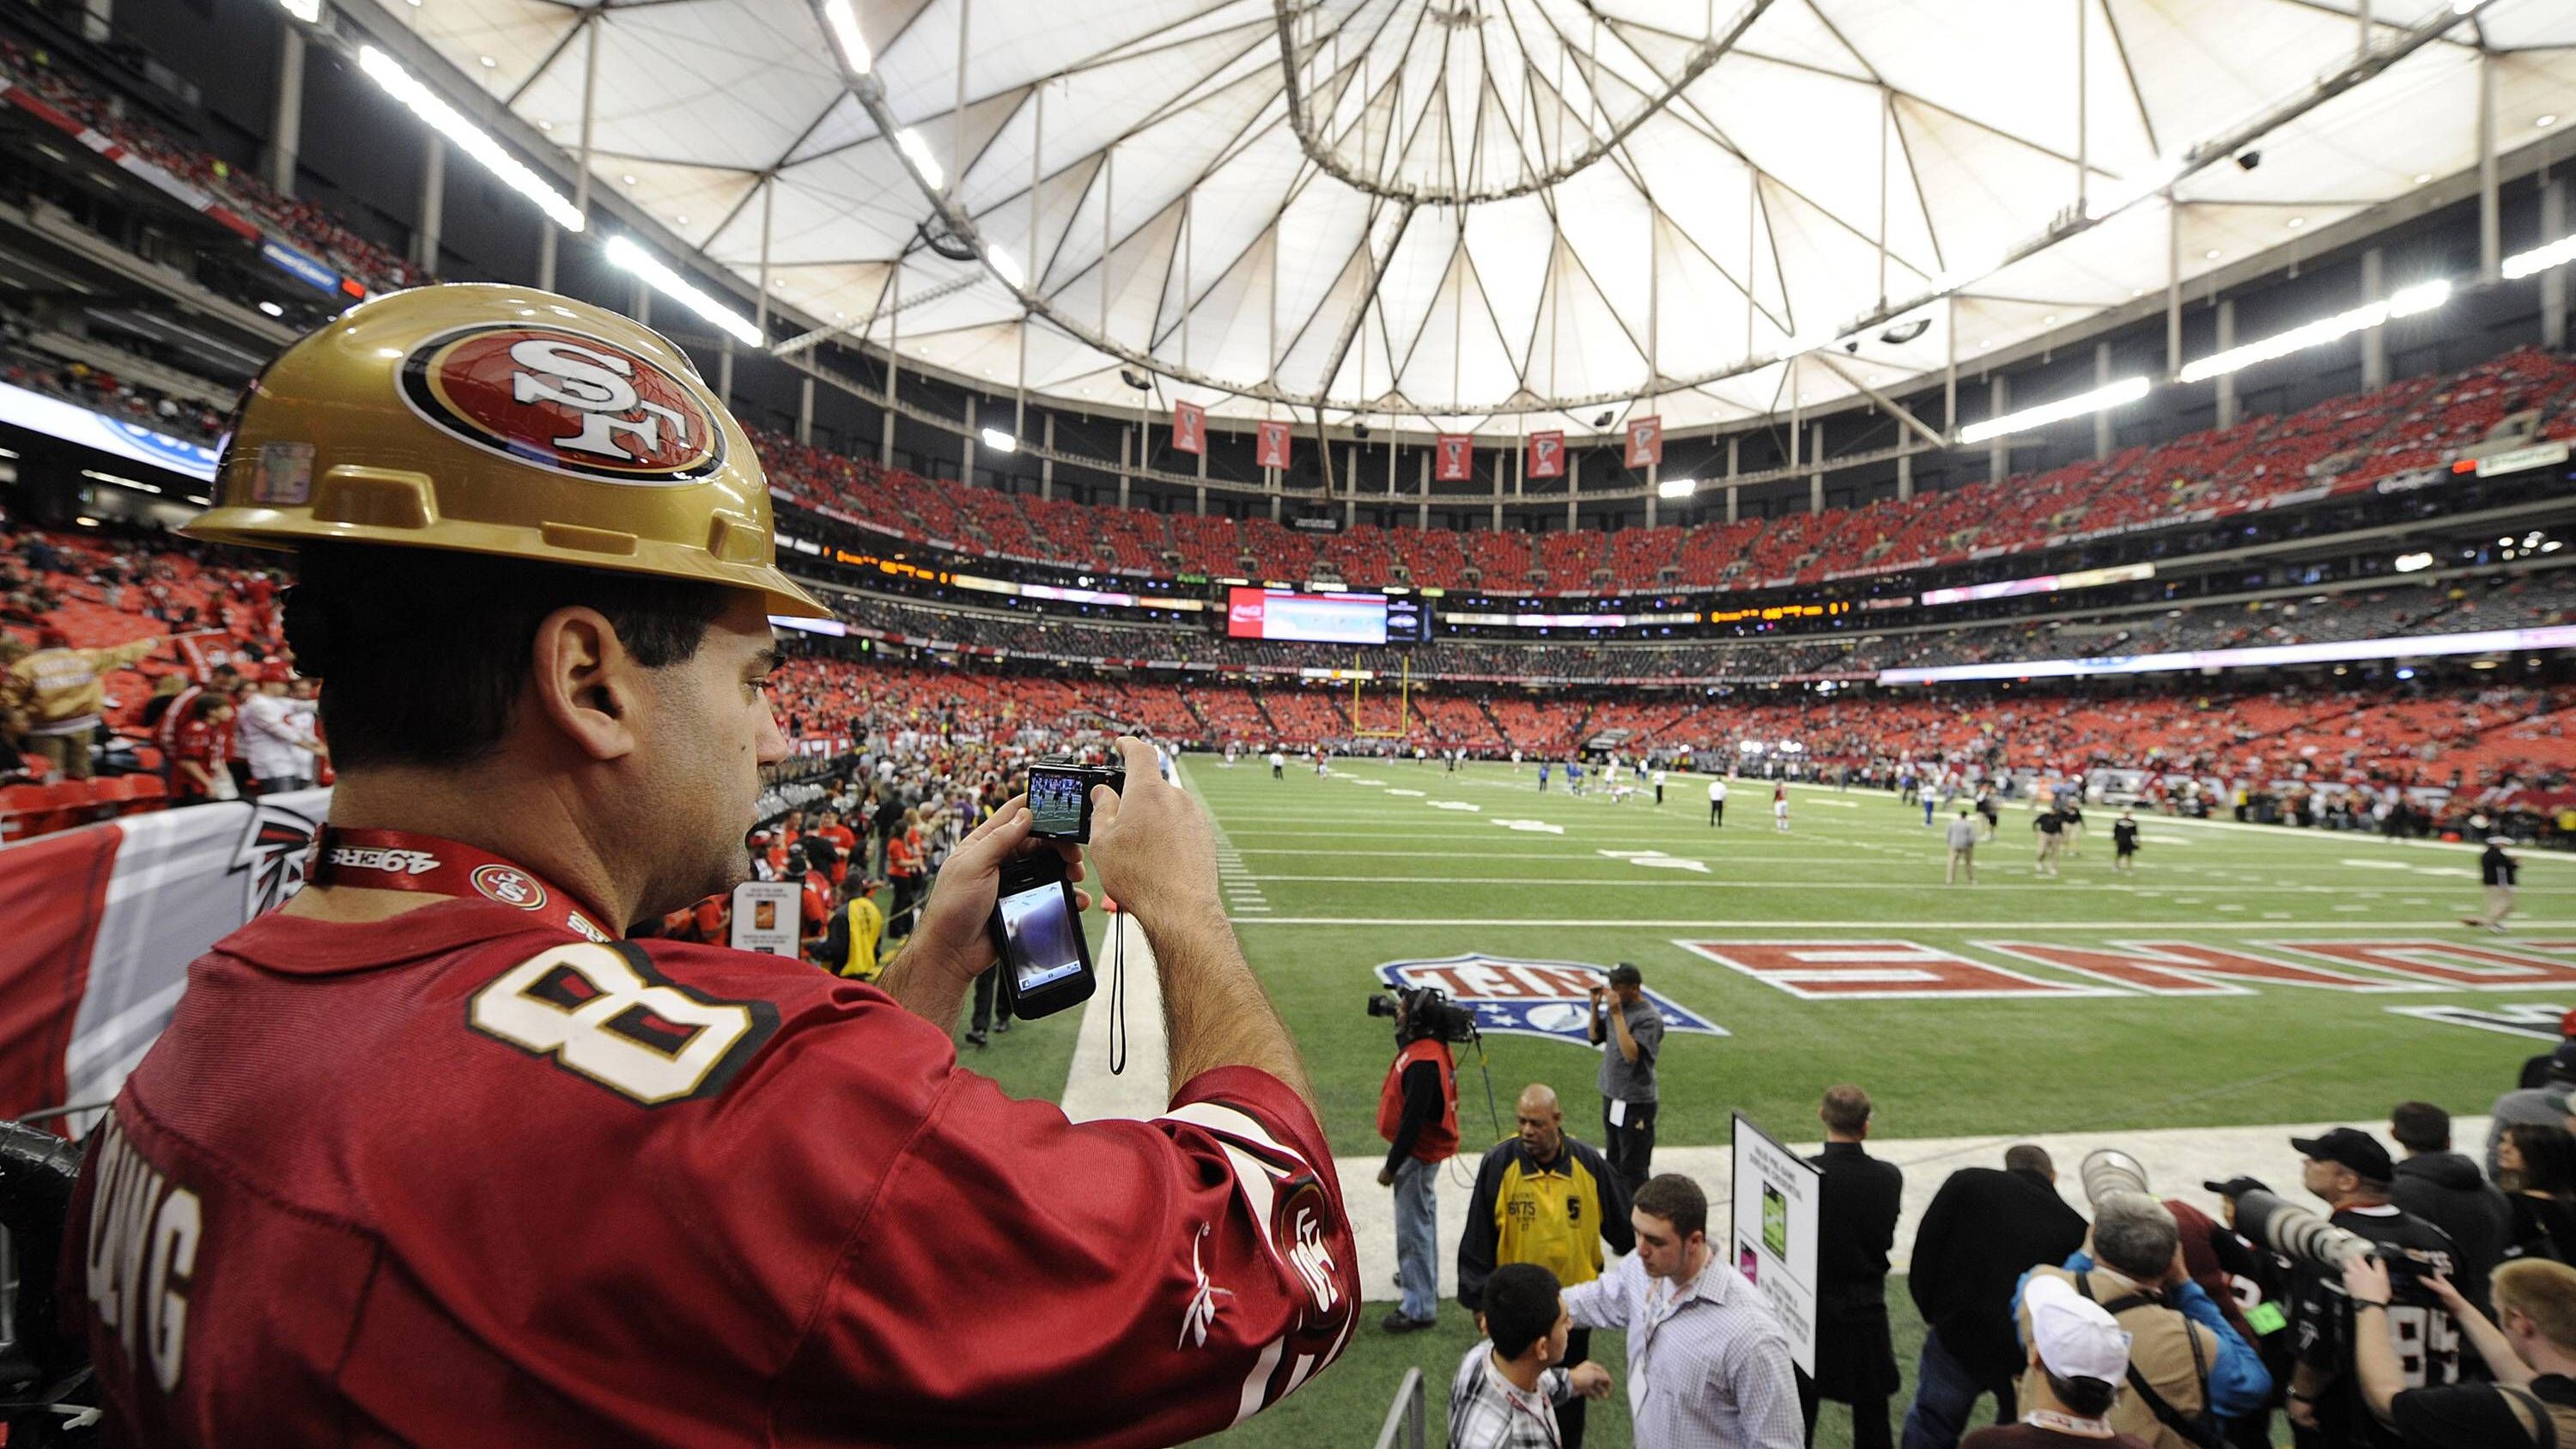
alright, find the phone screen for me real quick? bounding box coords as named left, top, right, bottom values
left=998, top=879, right=1085, bottom=993
left=1028, top=769, right=1089, bottom=838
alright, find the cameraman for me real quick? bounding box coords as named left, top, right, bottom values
left=2015, top=1191, right=2272, bottom=1448
left=1588, top=964, right=1664, bottom=1196
left=2280, top=1129, right=2466, bottom=1448
left=1378, top=986, right=1462, bottom=1334
left=2345, top=1255, right=2576, bottom=1446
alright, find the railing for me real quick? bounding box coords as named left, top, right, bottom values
left=1370, top=1367, right=1426, bottom=1449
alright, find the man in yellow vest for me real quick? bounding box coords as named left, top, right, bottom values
left=820, top=876, right=888, bottom=981
left=1459, top=1083, right=1633, bottom=1448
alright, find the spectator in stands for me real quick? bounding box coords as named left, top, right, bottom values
left=2391, top=1101, right=2512, bottom=1316
left=1807, top=1085, right=1905, bottom=1449
left=2497, top=1124, right=2576, bottom=1265
left=2017, top=1191, right=2272, bottom=1448
left=2523, top=1014, right=2576, bottom=1092
left=885, top=807, right=927, bottom=931
left=818, top=877, right=888, bottom=983
left=1904, top=1145, right=2091, bottom=1449
left=2345, top=1256, right=2576, bottom=1447
left=1563, top=1172, right=1803, bottom=1449
left=236, top=664, right=322, bottom=795
left=2, top=628, right=158, bottom=779
left=2492, top=1044, right=2576, bottom=1175
left=2283, top=1129, right=2467, bottom=1449
left=1965, top=1276, right=2149, bottom=1449
left=172, top=691, right=235, bottom=803
left=788, top=843, right=834, bottom=960
left=1448, top=1263, right=1613, bottom=1449
left=1458, top=1083, right=1632, bottom=1449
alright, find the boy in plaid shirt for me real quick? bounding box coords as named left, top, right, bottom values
left=1450, top=1264, right=1614, bottom=1448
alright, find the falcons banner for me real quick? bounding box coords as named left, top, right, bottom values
left=1172, top=400, right=1206, bottom=455
left=1255, top=420, right=1292, bottom=470
left=1434, top=434, right=1473, bottom=481
left=1625, top=415, right=1663, bottom=468
left=0, top=788, right=331, bottom=1132
left=1527, top=430, right=1565, bottom=479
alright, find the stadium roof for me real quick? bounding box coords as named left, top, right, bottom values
left=374, top=0, right=2576, bottom=435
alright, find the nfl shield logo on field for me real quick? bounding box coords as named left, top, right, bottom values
left=1376, top=954, right=1725, bottom=1044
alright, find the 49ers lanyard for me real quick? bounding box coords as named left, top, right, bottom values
left=312, top=826, right=617, bottom=942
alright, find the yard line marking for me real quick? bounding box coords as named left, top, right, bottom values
left=1226, top=917, right=2576, bottom=928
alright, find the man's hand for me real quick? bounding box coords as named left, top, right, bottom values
left=1085, top=737, right=1223, bottom=924
left=2286, top=1395, right=2319, bottom=1431
left=1569, top=1362, right=1613, bottom=1400
left=896, top=795, right=1084, bottom=989
left=1376, top=1166, right=1395, bottom=1188
left=2342, top=1253, right=2394, bottom=1307
left=2424, top=1273, right=2466, bottom=1312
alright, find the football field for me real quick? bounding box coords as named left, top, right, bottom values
left=984, top=756, right=2576, bottom=1446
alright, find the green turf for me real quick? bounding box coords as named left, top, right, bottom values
left=1184, top=758, right=2567, bottom=1154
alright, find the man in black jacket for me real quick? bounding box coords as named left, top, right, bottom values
left=1900, top=1144, right=2088, bottom=1449
left=1806, top=1085, right=1904, bottom=1449
left=2390, top=1100, right=2512, bottom=1317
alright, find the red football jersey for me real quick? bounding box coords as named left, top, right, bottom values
left=70, top=898, right=1358, bottom=1445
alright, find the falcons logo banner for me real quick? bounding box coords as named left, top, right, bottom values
left=1172, top=400, right=1206, bottom=456
left=1434, top=434, right=1473, bottom=481
left=1255, top=420, right=1291, bottom=470
left=1625, top=415, right=1663, bottom=468
left=1527, top=430, right=1565, bottom=479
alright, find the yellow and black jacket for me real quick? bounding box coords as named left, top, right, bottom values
left=1458, top=1135, right=1634, bottom=1310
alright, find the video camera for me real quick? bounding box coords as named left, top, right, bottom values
left=1366, top=985, right=1479, bottom=1044
left=2204, top=1178, right=2449, bottom=1284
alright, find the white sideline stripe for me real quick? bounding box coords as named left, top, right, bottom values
left=1206, top=875, right=2542, bottom=894
left=1231, top=917, right=2576, bottom=929
left=1058, top=912, right=1174, bottom=1123
left=1334, top=1117, right=2500, bottom=1303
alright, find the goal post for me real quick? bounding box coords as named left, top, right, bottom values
left=1350, top=654, right=1413, bottom=738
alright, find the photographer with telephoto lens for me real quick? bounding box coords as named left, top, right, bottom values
left=2016, top=1168, right=2270, bottom=1449
left=1375, top=985, right=1467, bottom=1333
left=2218, top=1129, right=2465, bottom=1449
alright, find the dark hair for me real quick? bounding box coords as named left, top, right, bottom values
left=1821, top=1084, right=1872, bottom=1135
left=286, top=544, right=730, bottom=771
left=1481, top=1263, right=1562, bottom=1361
left=2005, top=1144, right=2056, bottom=1177
left=2046, top=1369, right=2118, bottom=1419
left=1607, top=963, right=1643, bottom=989
left=1632, top=1173, right=1708, bottom=1241
left=2505, top=1123, right=2576, bottom=1198
left=2390, top=1101, right=2451, bottom=1154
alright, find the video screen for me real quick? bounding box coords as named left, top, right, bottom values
left=1385, top=597, right=1429, bottom=643
left=1226, top=588, right=1388, bottom=645
left=999, top=881, right=1084, bottom=992
left=1029, top=768, right=1089, bottom=837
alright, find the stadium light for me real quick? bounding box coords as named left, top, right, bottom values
left=986, top=246, right=1025, bottom=289
left=604, top=235, right=762, bottom=346
left=277, top=0, right=322, bottom=21
left=979, top=427, right=1018, bottom=454
left=2506, top=233, right=2576, bottom=280
left=1656, top=477, right=1698, bottom=499
left=359, top=47, right=584, bottom=234
left=1958, top=376, right=2150, bottom=446
left=2178, top=279, right=2450, bottom=384
left=821, top=0, right=874, bottom=73
left=894, top=129, right=945, bottom=192
left=2394, top=551, right=2434, bottom=572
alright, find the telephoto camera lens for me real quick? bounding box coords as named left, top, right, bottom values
left=2080, top=1149, right=2151, bottom=1208
left=2228, top=1188, right=2369, bottom=1269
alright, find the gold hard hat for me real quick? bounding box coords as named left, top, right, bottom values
left=185, top=283, right=829, bottom=618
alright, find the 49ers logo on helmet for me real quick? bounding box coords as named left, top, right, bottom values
left=398, top=324, right=726, bottom=484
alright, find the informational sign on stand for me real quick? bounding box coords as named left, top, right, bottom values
left=1729, top=1111, right=1821, bottom=1374
left=729, top=880, right=801, bottom=956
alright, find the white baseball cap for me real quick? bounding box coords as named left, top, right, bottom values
left=2026, top=1275, right=2132, bottom=1384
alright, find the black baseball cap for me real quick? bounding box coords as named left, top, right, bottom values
left=1607, top=963, right=1643, bottom=988
left=2291, top=1127, right=2395, bottom=1184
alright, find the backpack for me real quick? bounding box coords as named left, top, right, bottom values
left=2075, top=1271, right=2227, bottom=1449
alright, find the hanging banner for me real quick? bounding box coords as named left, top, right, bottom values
left=1528, top=430, right=1565, bottom=479
left=1171, top=400, right=1206, bottom=455
left=1435, top=433, right=1473, bottom=482
left=1255, top=419, right=1292, bottom=470
left=1625, top=415, right=1663, bottom=469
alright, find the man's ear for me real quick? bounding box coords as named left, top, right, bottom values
left=528, top=606, right=641, bottom=763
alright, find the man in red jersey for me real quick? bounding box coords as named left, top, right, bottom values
left=68, top=284, right=1357, bottom=1446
